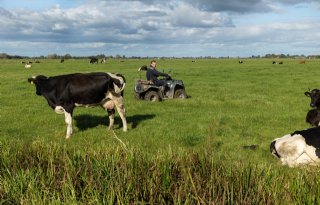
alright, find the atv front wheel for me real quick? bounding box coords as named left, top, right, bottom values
left=174, top=89, right=187, bottom=99
left=144, top=91, right=160, bottom=102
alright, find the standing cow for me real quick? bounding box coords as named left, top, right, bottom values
left=28, top=72, right=127, bottom=138
left=89, top=57, right=99, bottom=64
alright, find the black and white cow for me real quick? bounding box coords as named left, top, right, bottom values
left=305, top=89, right=320, bottom=108
left=306, top=109, right=320, bottom=127
left=270, top=127, right=320, bottom=167
left=89, top=57, right=99, bottom=64
left=28, top=72, right=127, bottom=138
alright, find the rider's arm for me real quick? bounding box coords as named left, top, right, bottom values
left=153, top=69, right=169, bottom=77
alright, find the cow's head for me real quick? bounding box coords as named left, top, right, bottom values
left=28, top=75, right=48, bottom=95
left=305, top=89, right=320, bottom=108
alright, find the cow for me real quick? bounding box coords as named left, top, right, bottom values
left=25, top=63, right=32, bottom=68
left=306, top=109, right=320, bottom=127
left=89, top=57, right=99, bottom=64
left=270, top=127, right=320, bottom=167
left=101, top=58, right=106, bottom=64
left=304, top=89, right=320, bottom=108
left=238, top=60, right=243, bottom=64
left=28, top=72, right=127, bottom=139
left=299, top=60, right=306, bottom=64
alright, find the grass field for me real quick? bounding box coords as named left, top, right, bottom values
left=1, top=58, right=320, bottom=204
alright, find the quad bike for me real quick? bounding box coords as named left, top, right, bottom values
left=134, top=66, right=187, bottom=102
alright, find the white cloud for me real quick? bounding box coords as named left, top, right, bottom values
left=0, top=0, right=319, bottom=57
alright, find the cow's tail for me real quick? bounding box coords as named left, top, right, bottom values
left=108, top=72, right=126, bottom=94
left=117, top=81, right=126, bottom=94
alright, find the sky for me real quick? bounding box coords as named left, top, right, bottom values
left=0, top=0, right=319, bottom=57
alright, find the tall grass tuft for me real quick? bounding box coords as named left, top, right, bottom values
left=0, top=140, right=320, bottom=204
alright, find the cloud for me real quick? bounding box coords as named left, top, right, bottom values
left=0, top=1, right=233, bottom=44
left=113, top=0, right=320, bottom=13
left=0, top=0, right=319, bottom=57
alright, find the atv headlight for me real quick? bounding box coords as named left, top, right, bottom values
left=135, top=84, right=144, bottom=92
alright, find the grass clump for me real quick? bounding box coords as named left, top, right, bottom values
left=0, top=141, right=320, bottom=204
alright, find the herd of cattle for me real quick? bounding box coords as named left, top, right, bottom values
left=270, top=89, right=320, bottom=167
left=24, top=59, right=316, bottom=167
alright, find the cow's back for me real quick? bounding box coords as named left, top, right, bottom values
left=291, top=127, right=320, bottom=148
left=65, top=73, right=112, bottom=105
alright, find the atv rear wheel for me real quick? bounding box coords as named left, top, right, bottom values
left=174, top=89, right=187, bottom=99
left=144, top=91, right=160, bottom=102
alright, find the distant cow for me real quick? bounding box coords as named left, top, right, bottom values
left=306, top=109, right=320, bottom=127
left=101, top=58, right=106, bottom=64
left=305, top=89, right=320, bottom=108
left=238, top=60, right=243, bottom=64
left=90, top=57, right=99, bottom=64
left=299, top=60, right=306, bottom=64
left=28, top=72, right=127, bottom=138
left=25, top=63, right=32, bottom=68
left=270, top=127, right=320, bottom=166
left=60, top=59, right=64, bottom=63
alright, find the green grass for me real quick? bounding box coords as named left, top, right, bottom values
left=1, top=58, right=320, bottom=203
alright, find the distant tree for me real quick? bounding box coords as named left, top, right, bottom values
left=0, top=53, right=9, bottom=59
left=47, top=53, right=59, bottom=59
left=64, top=54, right=72, bottom=59
left=96, top=54, right=106, bottom=59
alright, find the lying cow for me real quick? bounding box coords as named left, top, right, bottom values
left=306, top=109, right=320, bottom=127
left=305, top=89, right=320, bottom=108
left=270, top=127, right=320, bottom=167
left=28, top=72, right=127, bottom=138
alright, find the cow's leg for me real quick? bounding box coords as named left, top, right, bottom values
left=114, top=98, right=127, bottom=132
left=105, top=93, right=127, bottom=132
left=64, top=111, right=73, bottom=139
left=102, top=101, right=116, bottom=130
left=107, top=109, right=115, bottom=130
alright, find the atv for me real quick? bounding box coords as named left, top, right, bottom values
left=134, top=66, right=187, bottom=102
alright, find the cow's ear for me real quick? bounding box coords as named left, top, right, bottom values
left=305, top=92, right=311, bottom=97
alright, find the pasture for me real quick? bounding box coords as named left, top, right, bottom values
left=1, top=58, right=320, bottom=204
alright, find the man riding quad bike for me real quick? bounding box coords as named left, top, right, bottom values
left=134, top=60, right=187, bottom=102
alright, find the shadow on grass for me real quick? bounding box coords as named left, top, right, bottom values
left=74, top=114, right=156, bottom=130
